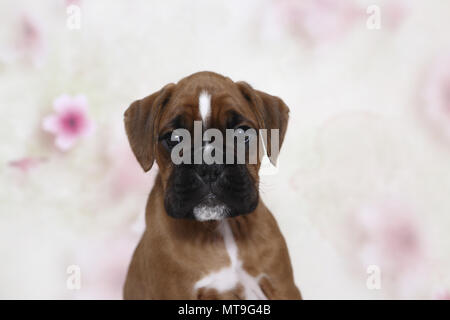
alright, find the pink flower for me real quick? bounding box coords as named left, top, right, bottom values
left=109, top=143, right=158, bottom=199
left=357, top=201, right=423, bottom=269
left=42, top=94, right=95, bottom=151
left=273, top=0, right=360, bottom=45
left=433, top=288, right=450, bottom=300
left=354, top=199, right=429, bottom=297
left=422, top=54, right=450, bottom=142
left=65, top=0, right=81, bottom=5
left=383, top=0, right=410, bottom=31
left=9, top=157, right=46, bottom=172
left=16, top=14, right=45, bottom=66
left=71, top=234, right=140, bottom=299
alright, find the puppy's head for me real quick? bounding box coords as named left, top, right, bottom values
left=124, top=72, right=289, bottom=221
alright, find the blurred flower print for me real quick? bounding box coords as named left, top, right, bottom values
left=265, top=0, right=409, bottom=46
left=65, top=0, right=81, bottom=6
left=15, top=13, right=45, bottom=66
left=354, top=200, right=429, bottom=297
left=108, top=142, right=158, bottom=199
left=71, top=235, right=139, bottom=300
left=1, top=0, right=450, bottom=300
left=42, top=94, right=95, bottom=151
left=433, top=288, right=450, bottom=300
left=8, top=157, right=46, bottom=172
left=383, top=0, right=410, bottom=31
left=422, top=53, right=450, bottom=143
left=272, top=0, right=360, bottom=45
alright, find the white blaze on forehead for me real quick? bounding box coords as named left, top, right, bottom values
left=199, top=90, right=211, bottom=124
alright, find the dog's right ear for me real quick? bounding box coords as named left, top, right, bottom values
left=124, top=83, right=175, bottom=172
left=236, top=81, right=289, bottom=165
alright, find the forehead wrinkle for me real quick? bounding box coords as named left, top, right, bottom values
left=212, top=94, right=258, bottom=129
left=166, top=82, right=253, bottom=131
left=159, top=103, right=197, bottom=132
left=215, top=93, right=248, bottom=113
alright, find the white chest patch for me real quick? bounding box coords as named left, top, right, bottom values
left=199, top=90, right=211, bottom=124
left=194, top=221, right=268, bottom=300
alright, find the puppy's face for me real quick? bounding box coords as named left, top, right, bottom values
left=124, top=72, right=289, bottom=221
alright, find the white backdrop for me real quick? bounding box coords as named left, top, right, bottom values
left=1, top=0, right=450, bottom=299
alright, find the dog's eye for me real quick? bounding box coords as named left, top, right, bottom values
left=161, top=132, right=182, bottom=150
left=235, top=126, right=254, bottom=143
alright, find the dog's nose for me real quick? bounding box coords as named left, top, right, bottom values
left=196, top=164, right=224, bottom=183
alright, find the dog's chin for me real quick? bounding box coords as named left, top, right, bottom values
left=164, top=191, right=258, bottom=221
left=192, top=194, right=230, bottom=221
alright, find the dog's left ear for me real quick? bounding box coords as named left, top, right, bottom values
left=237, top=81, right=289, bottom=164
left=124, top=83, right=175, bottom=172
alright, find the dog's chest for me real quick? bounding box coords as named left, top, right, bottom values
left=193, top=221, right=267, bottom=300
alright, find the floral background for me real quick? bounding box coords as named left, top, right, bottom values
left=1, top=0, right=450, bottom=299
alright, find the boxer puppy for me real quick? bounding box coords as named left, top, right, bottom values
left=123, top=71, right=301, bottom=299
